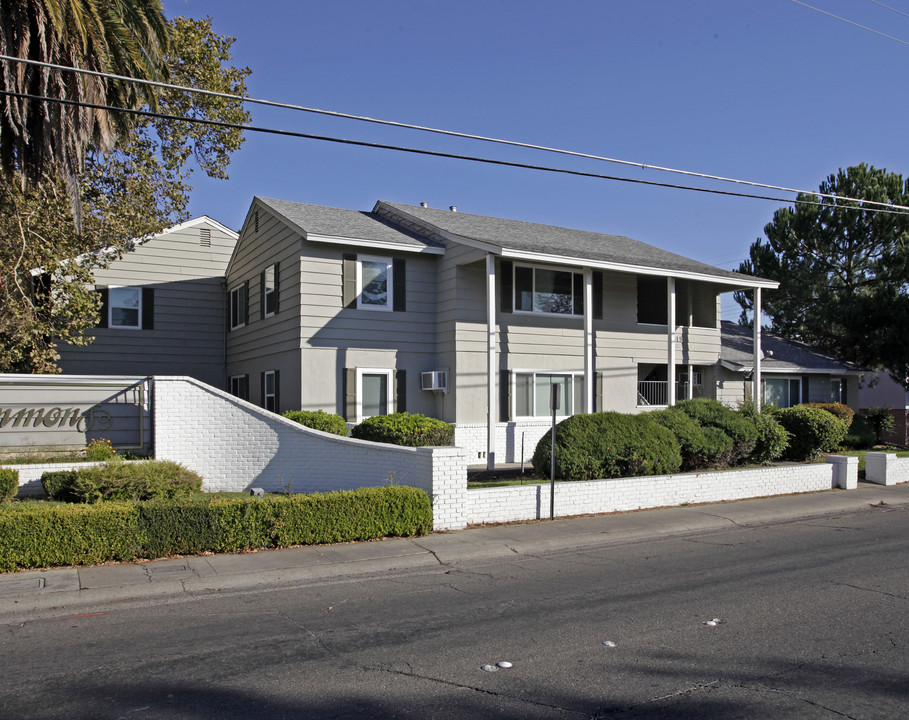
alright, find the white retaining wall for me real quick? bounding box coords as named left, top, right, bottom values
left=152, top=377, right=468, bottom=530
left=467, top=461, right=844, bottom=525
left=455, top=421, right=551, bottom=463
left=865, top=452, right=909, bottom=486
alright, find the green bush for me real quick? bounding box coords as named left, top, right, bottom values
left=646, top=408, right=732, bottom=470
left=863, top=407, right=895, bottom=444
left=842, top=415, right=875, bottom=450
left=0, top=486, right=432, bottom=571
left=351, top=412, right=454, bottom=447
left=0, top=468, right=18, bottom=503
left=775, top=406, right=848, bottom=461
left=747, top=412, right=789, bottom=464
left=41, top=460, right=202, bottom=503
left=282, top=409, right=349, bottom=437
left=675, top=398, right=758, bottom=464
left=801, top=402, right=855, bottom=429
left=532, top=412, right=682, bottom=480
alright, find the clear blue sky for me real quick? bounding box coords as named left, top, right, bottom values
left=163, top=0, right=909, bottom=322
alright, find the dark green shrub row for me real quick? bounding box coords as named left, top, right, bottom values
left=675, top=399, right=759, bottom=464
left=0, top=486, right=432, bottom=572
left=647, top=408, right=733, bottom=470
left=0, top=468, right=18, bottom=503
left=533, top=412, right=682, bottom=481
left=863, top=406, right=895, bottom=444
left=775, top=406, right=847, bottom=461
left=842, top=415, right=875, bottom=450
left=41, top=460, right=202, bottom=503
left=282, top=409, right=349, bottom=437
left=352, top=412, right=454, bottom=447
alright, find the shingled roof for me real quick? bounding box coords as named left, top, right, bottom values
left=720, top=321, right=863, bottom=374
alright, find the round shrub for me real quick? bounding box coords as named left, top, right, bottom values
left=532, top=412, right=682, bottom=481
left=842, top=415, right=875, bottom=450
left=0, top=468, right=18, bottom=503
left=646, top=408, right=732, bottom=470
left=775, top=406, right=848, bottom=461
left=801, top=402, right=855, bottom=429
left=746, top=412, right=789, bottom=464
left=351, top=412, right=454, bottom=447
left=863, top=407, right=895, bottom=444
left=46, top=459, right=203, bottom=503
left=675, top=398, right=758, bottom=464
left=282, top=409, right=349, bottom=437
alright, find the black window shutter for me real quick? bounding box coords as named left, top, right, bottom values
left=243, top=280, right=250, bottom=325
left=343, top=368, right=357, bottom=421
left=573, top=273, right=584, bottom=315
left=273, top=262, right=280, bottom=314
left=500, top=260, right=513, bottom=314
left=395, top=369, right=406, bottom=412
left=499, top=369, right=511, bottom=422
left=593, top=271, right=604, bottom=320
left=243, top=373, right=250, bottom=401
left=393, top=259, right=406, bottom=312
left=802, top=376, right=810, bottom=404
left=97, top=287, right=109, bottom=328
left=260, top=372, right=265, bottom=409
left=260, top=270, right=266, bottom=320
left=141, top=288, right=154, bottom=330
left=342, top=254, right=357, bottom=308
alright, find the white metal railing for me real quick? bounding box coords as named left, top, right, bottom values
left=637, top=380, right=705, bottom=406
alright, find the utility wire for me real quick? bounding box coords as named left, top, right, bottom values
left=866, top=0, right=909, bottom=20
left=4, top=88, right=908, bottom=216
left=1, top=53, right=907, bottom=214
left=791, top=0, right=909, bottom=45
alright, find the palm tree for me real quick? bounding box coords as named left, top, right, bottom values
left=0, top=0, right=169, bottom=225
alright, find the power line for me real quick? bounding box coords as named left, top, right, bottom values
left=791, top=0, right=909, bottom=45
left=866, top=0, right=909, bottom=20
left=4, top=88, right=909, bottom=217
left=1, top=53, right=908, bottom=214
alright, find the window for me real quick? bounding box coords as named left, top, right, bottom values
left=262, top=370, right=278, bottom=412
left=262, top=263, right=278, bottom=318
left=514, top=372, right=583, bottom=418
left=357, top=368, right=393, bottom=421
left=763, top=377, right=802, bottom=408
left=229, top=374, right=248, bottom=400
left=109, top=287, right=141, bottom=329
left=230, top=283, right=248, bottom=329
left=357, top=256, right=393, bottom=310
left=829, top=378, right=844, bottom=404
left=513, top=265, right=583, bottom=315
left=637, top=276, right=667, bottom=325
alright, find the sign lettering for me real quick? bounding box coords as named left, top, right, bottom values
left=0, top=406, right=113, bottom=432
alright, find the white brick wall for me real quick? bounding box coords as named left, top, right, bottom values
left=152, top=377, right=469, bottom=530
left=2, top=461, right=108, bottom=497
left=466, top=463, right=835, bottom=525
left=865, top=452, right=909, bottom=486
left=455, top=421, right=552, bottom=463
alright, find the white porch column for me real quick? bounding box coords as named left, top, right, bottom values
left=687, top=363, right=695, bottom=400
left=667, top=277, right=677, bottom=406
left=486, top=253, right=497, bottom=469
left=584, top=267, right=594, bottom=413
left=753, top=287, right=762, bottom=407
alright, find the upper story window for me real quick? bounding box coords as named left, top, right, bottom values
left=357, top=256, right=393, bottom=310
left=109, top=287, right=141, bottom=329
left=230, top=282, right=248, bottom=330
left=513, top=265, right=583, bottom=315
left=262, top=263, right=278, bottom=318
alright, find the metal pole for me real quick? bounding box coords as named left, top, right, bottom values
left=550, top=382, right=560, bottom=520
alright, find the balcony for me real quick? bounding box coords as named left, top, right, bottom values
left=637, top=380, right=704, bottom=407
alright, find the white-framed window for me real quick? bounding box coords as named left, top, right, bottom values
left=229, top=374, right=248, bottom=400
left=263, top=370, right=277, bottom=412
left=513, top=264, right=583, bottom=315
left=263, top=264, right=278, bottom=317
left=829, top=378, right=843, bottom=404
left=357, top=368, right=393, bottom=421
left=229, top=283, right=247, bottom=329
left=763, top=376, right=802, bottom=408
left=513, top=371, right=583, bottom=418
left=109, top=286, right=141, bottom=329
left=357, top=256, right=393, bottom=311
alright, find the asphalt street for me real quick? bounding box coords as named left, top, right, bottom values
left=1, top=486, right=907, bottom=719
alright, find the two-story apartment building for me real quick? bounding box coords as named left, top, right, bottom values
left=221, top=198, right=779, bottom=465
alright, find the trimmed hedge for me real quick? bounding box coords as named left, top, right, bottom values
left=646, top=408, right=732, bottom=470
left=0, top=468, right=19, bottom=503
left=801, top=402, right=855, bottom=429
left=282, top=409, right=349, bottom=437
left=775, top=406, right=848, bottom=461
left=747, top=411, right=789, bottom=464
left=0, top=486, right=432, bottom=572
left=675, top=398, right=758, bottom=465
left=352, top=412, right=454, bottom=447
left=41, top=460, right=202, bottom=503
left=843, top=415, right=875, bottom=450
left=533, top=412, right=682, bottom=481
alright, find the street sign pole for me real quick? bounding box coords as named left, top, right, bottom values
left=550, top=383, right=560, bottom=520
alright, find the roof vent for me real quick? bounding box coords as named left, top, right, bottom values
left=420, top=201, right=428, bottom=208
left=449, top=205, right=457, bottom=212
left=199, top=228, right=212, bottom=247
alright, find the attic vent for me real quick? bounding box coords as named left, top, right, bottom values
left=199, top=228, right=212, bottom=247
left=255, top=210, right=259, bottom=233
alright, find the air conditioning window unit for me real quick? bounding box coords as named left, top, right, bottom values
left=421, top=370, right=448, bottom=393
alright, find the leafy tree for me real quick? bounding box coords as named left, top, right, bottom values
left=0, top=15, right=250, bottom=373
left=735, top=164, right=909, bottom=386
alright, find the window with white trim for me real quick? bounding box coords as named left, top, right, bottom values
left=357, top=256, right=393, bottom=310
left=229, top=283, right=247, bottom=329
left=109, top=287, right=141, bottom=329
left=358, top=368, right=393, bottom=421
left=263, top=264, right=278, bottom=317
left=229, top=374, right=248, bottom=400
left=513, top=264, right=583, bottom=315
left=514, top=372, right=583, bottom=418
left=828, top=378, right=843, bottom=404
left=263, top=370, right=277, bottom=412
left=763, top=376, right=802, bottom=408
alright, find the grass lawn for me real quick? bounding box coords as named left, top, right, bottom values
left=827, top=448, right=909, bottom=473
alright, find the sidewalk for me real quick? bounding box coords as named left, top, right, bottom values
left=2, top=482, right=907, bottom=618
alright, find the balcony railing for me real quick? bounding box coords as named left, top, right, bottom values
left=637, top=381, right=704, bottom=407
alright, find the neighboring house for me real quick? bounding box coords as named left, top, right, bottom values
left=858, top=372, right=909, bottom=446
left=223, top=198, right=777, bottom=464
left=718, top=321, right=863, bottom=409
left=57, top=217, right=239, bottom=387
